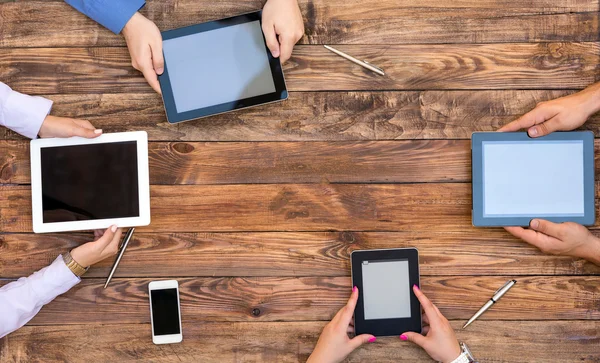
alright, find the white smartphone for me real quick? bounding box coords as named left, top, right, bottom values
left=148, top=280, right=183, bottom=344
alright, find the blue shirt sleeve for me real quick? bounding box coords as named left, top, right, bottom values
left=64, top=0, right=146, bottom=34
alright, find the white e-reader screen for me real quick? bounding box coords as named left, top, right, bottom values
left=361, top=260, right=411, bottom=320
left=40, top=142, right=140, bottom=223
left=482, top=141, right=584, bottom=217
left=162, top=20, right=276, bottom=113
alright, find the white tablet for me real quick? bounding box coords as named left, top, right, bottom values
left=30, top=131, right=151, bottom=233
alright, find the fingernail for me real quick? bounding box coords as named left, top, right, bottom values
left=273, top=50, right=280, bottom=57
left=531, top=219, right=539, bottom=229
left=352, top=286, right=357, bottom=292
left=400, top=334, right=407, bottom=341
left=111, top=225, right=117, bottom=232
left=94, top=129, right=102, bottom=134
left=529, top=127, right=538, bottom=136
left=156, top=67, right=164, bottom=74
left=413, top=284, right=420, bottom=290
left=368, top=337, right=376, bottom=343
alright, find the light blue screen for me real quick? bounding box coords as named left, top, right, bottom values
left=162, top=21, right=276, bottom=113
left=483, top=141, right=584, bottom=217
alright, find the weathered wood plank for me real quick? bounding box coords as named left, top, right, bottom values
left=1, top=184, right=471, bottom=233
left=2, top=321, right=599, bottom=363
left=2, top=231, right=598, bottom=278
left=1, top=1, right=598, bottom=47
left=2, top=44, right=598, bottom=95
left=2, top=90, right=599, bottom=142
left=4, top=184, right=600, bottom=233
left=0, top=276, right=597, bottom=325
left=0, top=140, right=471, bottom=185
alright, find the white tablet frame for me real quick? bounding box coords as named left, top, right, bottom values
left=30, top=131, right=151, bottom=233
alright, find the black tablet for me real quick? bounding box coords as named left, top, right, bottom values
left=159, top=11, right=288, bottom=123
left=472, top=132, right=595, bottom=227
left=351, top=248, right=421, bottom=336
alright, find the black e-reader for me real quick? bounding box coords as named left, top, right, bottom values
left=351, top=248, right=421, bottom=336
left=472, top=131, right=595, bottom=227
left=158, top=11, right=288, bottom=123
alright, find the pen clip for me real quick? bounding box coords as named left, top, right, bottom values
left=493, top=280, right=513, bottom=295
left=363, top=60, right=384, bottom=73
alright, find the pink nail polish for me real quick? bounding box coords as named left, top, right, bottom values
left=368, top=337, right=376, bottom=343
left=413, top=284, right=420, bottom=290
left=352, top=286, right=358, bottom=292
left=400, top=334, right=407, bottom=341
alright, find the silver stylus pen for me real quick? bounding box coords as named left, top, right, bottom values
left=104, top=227, right=135, bottom=289
left=462, top=279, right=516, bottom=329
left=323, top=45, right=385, bottom=76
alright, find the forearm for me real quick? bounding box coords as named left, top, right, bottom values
left=0, top=255, right=80, bottom=338
left=64, top=0, right=145, bottom=34
left=583, top=236, right=600, bottom=266
left=577, top=81, right=600, bottom=118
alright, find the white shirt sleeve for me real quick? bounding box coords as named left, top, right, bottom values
left=0, top=82, right=53, bottom=139
left=0, top=255, right=80, bottom=338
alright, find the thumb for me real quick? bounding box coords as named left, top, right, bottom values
left=530, top=219, right=561, bottom=238
left=400, top=332, right=427, bottom=348
left=95, top=225, right=118, bottom=247
left=528, top=117, right=560, bottom=137
left=262, top=23, right=280, bottom=58
left=151, top=41, right=164, bottom=75
left=348, top=334, right=376, bottom=350
left=71, top=124, right=101, bottom=139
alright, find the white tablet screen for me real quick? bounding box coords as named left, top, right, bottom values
left=162, top=20, right=276, bottom=113
left=362, top=260, right=411, bottom=320
left=483, top=141, right=584, bottom=217
left=40, top=142, right=140, bottom=223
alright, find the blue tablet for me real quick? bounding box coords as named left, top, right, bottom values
left=472, top=132, right=595, bottom=227
left=158, top=11, right=288, bottom=123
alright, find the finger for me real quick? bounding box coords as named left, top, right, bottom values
left=72, top=119, right=96, bottom=131
left=72, top=119, right=102, bottom=138
left=422, top=312, right=430, bottom=325
left=498, top=105, right=559, bottom=134
left=94, top=225, right=118, bottom=248
left=421, top=326, right=430, bottom=335
left=346, top=325, right=355, bottom=334
left=348, top=334, right=376, bottom=350
left=528, top=115, right=562, bottom=137
left=400, top=332, right=427, bottom=348
left=530, top=219, right=563, bottom=239
left=339, top=286, right=359, bottom=327
left=278, top=34, right=295, bottom=64
left=139, top=56, right=162, bottom=95
left=105, top=227, right=123, bottom=254
left=505, top=224, right=562, bottom=252
left=262, top=22, right=280, bottom=58
left=412, top=285, right=441, bottom=326
left=150, top=40, right=164, bottom=75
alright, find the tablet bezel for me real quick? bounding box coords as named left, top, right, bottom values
left=158, top=11, right=288, bottom=124
left=472, top=131, right=595, bottom=227
left=30, top=131, right=151, bottom=233
left=351, top=248, right=421, bottom=337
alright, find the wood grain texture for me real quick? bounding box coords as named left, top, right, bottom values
left=2, top=231, right=598, bottom=278
left=3, top=90, right=600, bottom=142
left=1, top=1, right=598, bottom=47
left=1, top=140, right=471, bottom=185
left=0, top=184, right=472, bottom=233
left=2, top=43, right=599, bottom=95
left=0, top=276, right=597, bottom=325
left=2, top=321, right=599, bottom=363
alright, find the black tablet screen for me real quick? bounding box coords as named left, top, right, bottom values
left=361, top=259, right=412, bottom=320
left=40, top=142, right=139, bottom=223
left=162, top=20, right=276, bottom=113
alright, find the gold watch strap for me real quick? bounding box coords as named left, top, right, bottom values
left=62, top=251, right=89, bottom=277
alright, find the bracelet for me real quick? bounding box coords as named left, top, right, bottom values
left=62, top=251, right=89, bottom=277
left=449, top=353, right=470, bottom=363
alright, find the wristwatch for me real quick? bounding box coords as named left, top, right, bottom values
left=449, top=342, right=477, bottom=363
left=62, top=251, right=89, bottom=277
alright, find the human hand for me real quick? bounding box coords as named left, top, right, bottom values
left=400, top=285, right=461, bottom=363
left=38, top=115, right=102, bottom=139
left=70, top=225, right=123, bottom=267
left=262, top=0, right=304, bottom=64
left=498, top=84, right=600, bottom=137
left=122, top=12, right=164, bottom=94
left=505, top=220, right=600, bottom=265
left=307, top=287, right=376, bottom=363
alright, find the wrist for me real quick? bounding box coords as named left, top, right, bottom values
left=583, top=236, right=600, bottom=266
left=70, top=247, right=91, bottom=268
left=579, top=82, right=600, bottom=117
left=122, top=12, right=141, bottom=37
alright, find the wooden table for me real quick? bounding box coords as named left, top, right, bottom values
left=1, top=1, right=600, bottom=362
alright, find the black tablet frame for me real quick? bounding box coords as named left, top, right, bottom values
left=472, top=131, right=595, bottom=227
left=351, top=248, right=421, bottom=336
left=158, top=11, right=288, bottom=124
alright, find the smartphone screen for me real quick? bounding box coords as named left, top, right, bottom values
left=150, top=288, right=181, bottom=336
